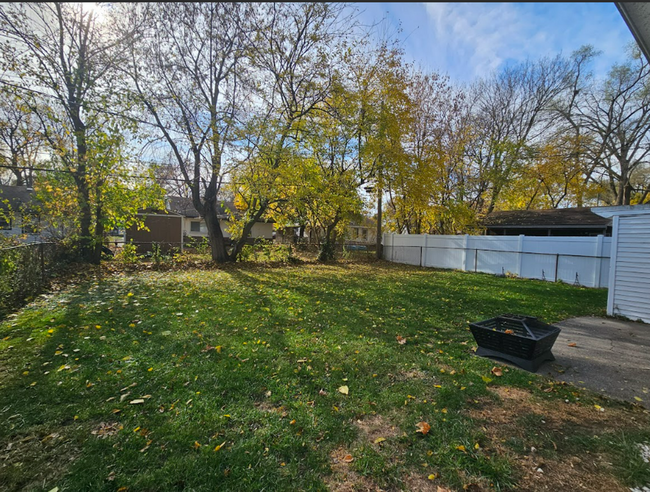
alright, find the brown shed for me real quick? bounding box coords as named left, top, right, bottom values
left=125, top=213, right=183, bottom=254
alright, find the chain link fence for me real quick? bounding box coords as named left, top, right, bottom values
left=0, top=242, right=62, bottom=319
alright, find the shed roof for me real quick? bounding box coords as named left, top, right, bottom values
left=482, top=208, right=611, bottom=229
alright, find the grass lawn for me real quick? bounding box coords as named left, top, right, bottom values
left=1, top=261, right=649, bottom=491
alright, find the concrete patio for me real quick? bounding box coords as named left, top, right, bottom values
left=538, top=316, right=650, bottom=404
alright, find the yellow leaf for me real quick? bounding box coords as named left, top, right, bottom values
left=290, top=419, right=296, bottom=425
left=213, top=441, right=226, bottom=452
left=481, top=375, right=492, bottom=384
left=474, top=443, right=480, bottom=450
left=193, top=441, right=201, bottom=450
left=147, top=367, right=153, bottom=372
left=456, top=445, right=466, bottom=452
left=338, top=385, right=349, bottom=395
left=428, top=474, right=437, bottom=480
left=374, top=437, right=386, bottom=444
left=130, top=399, right=145, bottom=405
left=634, top=396, right=643, bottom=402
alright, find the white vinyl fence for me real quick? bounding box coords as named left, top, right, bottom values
left=383, top=233, right=611, bottom=288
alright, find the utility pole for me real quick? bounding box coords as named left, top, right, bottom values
left=375, top=186, right=382, bottom=259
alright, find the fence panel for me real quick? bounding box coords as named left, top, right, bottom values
left=382, top=233, right=611, bottom=288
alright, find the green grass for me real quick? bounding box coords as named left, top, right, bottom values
left=0, top=261, right=646, bottom=491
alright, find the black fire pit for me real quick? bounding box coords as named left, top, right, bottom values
left=469, top=314, right=561, bottom=372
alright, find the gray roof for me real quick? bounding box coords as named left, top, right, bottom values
left=482, top=208, right=611, bottom=229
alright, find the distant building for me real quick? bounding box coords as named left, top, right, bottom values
left=0, top=185, right=42, bottom=242
left=124, top=196, right=274, bottom=253
left=481, top=208, right=612, bottom=237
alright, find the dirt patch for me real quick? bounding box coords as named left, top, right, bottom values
left=511, top=453, right=628, bottom=492
left=91, top=421, right=123, bottom=438
left=354, top=415, right=401, bottom=444
left=467, top=386, right=650, bottom=492
left=0, top=430, right=79, bottom=492
left=325, top=447, right=384, bottom=492
left=475, top=386, right=648, bottom=434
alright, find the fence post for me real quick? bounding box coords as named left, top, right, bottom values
left=474, top=249, right=478, bottom=272
left=517, top=234, right=525, bottom=277
left=40, top=242, right=45, bottom=284
left=422, top=233, right=428, bottom=267
left=595, top=234, right=604, bottom=288
left=461, top=234, right=469, bottom=271
left=554, top=254, right=560, bottom=282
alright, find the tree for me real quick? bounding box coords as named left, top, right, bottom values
left=123, top=2, right=253, bottom=263
left=227, top=3, right=355, bottom=261
left=0, top=89, right=42, bottom=187
left=0, top=2, right=152, bottom=262
left=559, top=45, right=650, bottom=205
left=465, top=55, right=574, bottom=214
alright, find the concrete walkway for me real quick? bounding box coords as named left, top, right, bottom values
left=537, top=316, right=650, bottom=404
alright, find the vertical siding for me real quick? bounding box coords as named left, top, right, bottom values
left=611, top=215, right=650, bottom=323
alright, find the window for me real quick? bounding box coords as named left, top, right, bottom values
left=190, top=221, right=201, bottom=232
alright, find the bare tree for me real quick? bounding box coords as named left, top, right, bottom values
left=559, top=45, right=650, bottom=205
left=0, top=3, right=145, bottom=261
left=465, top=55, right=574, bottom=213
left=0, top=89, right=42, bottom=187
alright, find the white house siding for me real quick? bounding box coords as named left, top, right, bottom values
left=609, top=214, right=650, bottom=323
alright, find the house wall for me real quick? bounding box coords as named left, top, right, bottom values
left=183, top=218, right=274, bottom=240
left=608, top=214, right=650, bottom=323
left=383, top=233, right=612, bottom=288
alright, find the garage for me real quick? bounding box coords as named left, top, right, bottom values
left=593, top=204, right=650, bottom=323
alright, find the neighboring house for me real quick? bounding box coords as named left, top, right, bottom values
left=481, top=208, right=612, bottom=237
left=275, top=217, right=377, bottom=247
left=0, top=185, right=42, bottom=242
left=125, top=196, right=274, bottom=253
left=346, top=218, right=377, bottom=245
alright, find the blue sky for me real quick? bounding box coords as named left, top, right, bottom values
left=354, top=2, right=637, bottom=84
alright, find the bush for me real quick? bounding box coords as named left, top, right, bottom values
left=115, top=241, right=140, bottom=265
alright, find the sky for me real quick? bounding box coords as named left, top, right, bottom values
left=354, top=2, right=637, bottom=84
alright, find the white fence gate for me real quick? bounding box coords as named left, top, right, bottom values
left=383, top=233, right=611, bottom=288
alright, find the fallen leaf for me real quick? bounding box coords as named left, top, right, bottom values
left=193, top=441, right=201, bottom=450
left=374, top=437, right=386, bottom=444
left=456, top=445, right=466, bottom=452
left=213, top=441, right=226, bottom=452
left=504, top=329, right=514, bottom=335
left=396, top=335, right=407, bottom=345
left=634, top=396, right=643, bottom=402
left=342, top=454, right=354, bottom=463
left=415, top=421, right=431, bottom=435
left=568, top=342, right=577, bottom=347
left=491, top=367, right=503, bottom=377
left=319, top=389, right=327, bottom=396
left=338, top=385, right=349, bottom=395
left=481, top=375, right=493, bottom=384
left=130, top=399, right=145, bottom=405
left=428, top=473, right=437, bottom=480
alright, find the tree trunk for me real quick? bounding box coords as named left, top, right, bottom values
left=229, top=203, right=267, bottom=261
left=203, top=207, right=229, bottom=263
